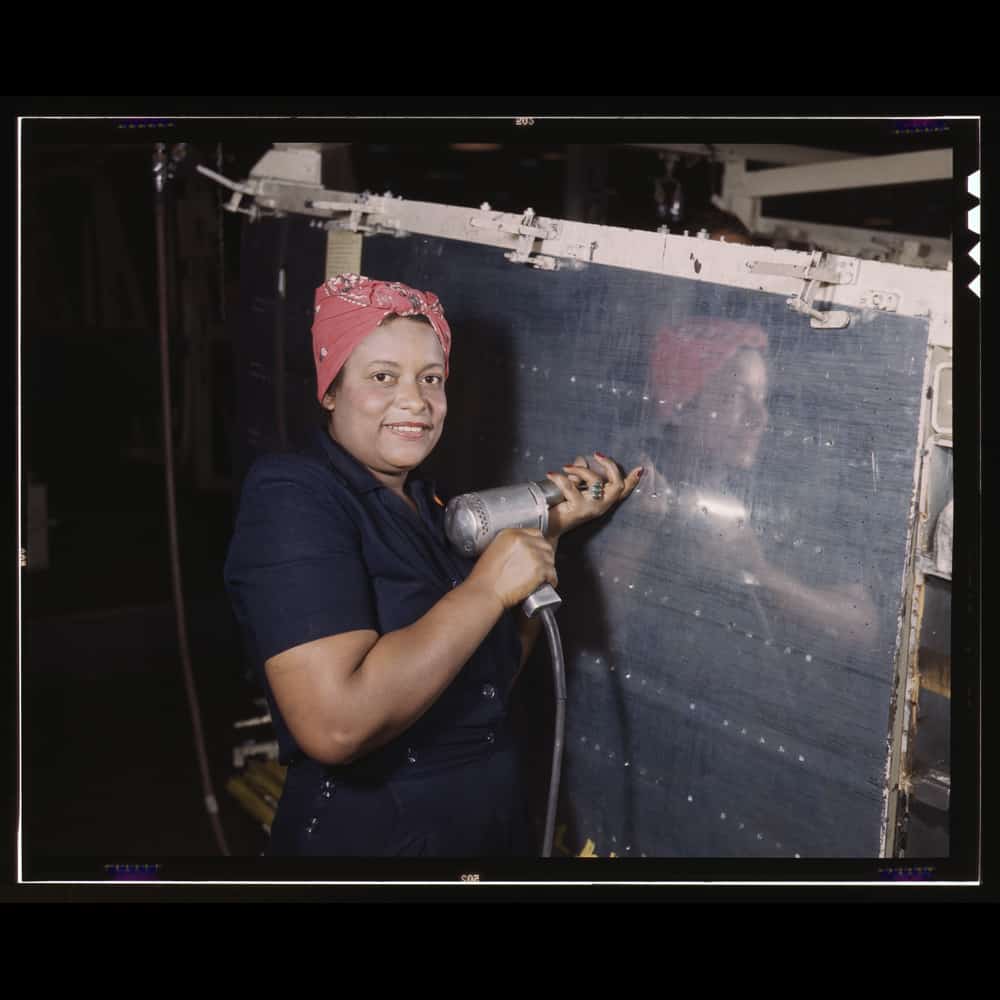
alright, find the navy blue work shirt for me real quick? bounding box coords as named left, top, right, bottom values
left=224, top=428, right=523, bottom=774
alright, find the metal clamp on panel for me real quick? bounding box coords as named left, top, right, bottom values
left=508, top=208, right=560, bottom=268
left=196, top=165, right=283, bottom=221
left=305, top=192, right=402, bottom=235
left=470, top=205, right=561, bottom=269
left=747, top=251, right=856, bottom=329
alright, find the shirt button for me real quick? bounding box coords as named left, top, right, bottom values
left=406, top=747, right=418, bottom=764
left=481, top=683, right=496, bottom=700
left=486, top=731, right=495, bottom=744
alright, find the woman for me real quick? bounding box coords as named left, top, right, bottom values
left=224, top=273, right=642, bottom=856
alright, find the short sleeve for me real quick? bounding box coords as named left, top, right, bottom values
left=224, top=455, right=378, bottom=664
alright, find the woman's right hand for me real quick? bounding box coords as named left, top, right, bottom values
left=466, top=528, right=558, bottom=611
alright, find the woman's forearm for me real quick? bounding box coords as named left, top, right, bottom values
left=338, top=578, right=504, bottom=761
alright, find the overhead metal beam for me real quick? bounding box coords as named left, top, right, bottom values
left=627, top=143, right=864, bottom=165
left=743, top=149, right=953, bottom=197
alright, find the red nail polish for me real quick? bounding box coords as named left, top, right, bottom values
left=594, top=450, right=606, bottom=458
left=637, top=468, right=645, bottom=478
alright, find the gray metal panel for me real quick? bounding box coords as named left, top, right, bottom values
left=363, top=233, right=929, bottom=858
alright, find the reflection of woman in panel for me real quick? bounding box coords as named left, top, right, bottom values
left=635, top=316, right=874, bottom=643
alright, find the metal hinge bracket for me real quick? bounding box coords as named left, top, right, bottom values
left=747, top=251, right=856, bottom=329
left=471, top=205, right=561, bottom=269
left=306, top=191, right=402, bottom=234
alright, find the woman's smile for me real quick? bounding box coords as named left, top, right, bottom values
left=384, top=421, right=433, bottom=439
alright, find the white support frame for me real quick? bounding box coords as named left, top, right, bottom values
left=741, top=149, right=953, bottom=197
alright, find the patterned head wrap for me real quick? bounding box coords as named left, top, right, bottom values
left=648, top=316, right=768, bottom=413
left=311, top=273, right=452, bottom=402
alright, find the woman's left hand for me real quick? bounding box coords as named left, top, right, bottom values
left=544, top=453, right=643, bottom=539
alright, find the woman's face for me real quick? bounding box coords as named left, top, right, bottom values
left=324, top=318, right=447, bottom=487
left=682, top=348, right=768, bottom=471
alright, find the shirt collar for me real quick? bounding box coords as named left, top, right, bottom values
left=311, top=428, right=436, bottom=502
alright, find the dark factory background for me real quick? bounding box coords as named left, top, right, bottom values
left=19, top=134, right=956, bottom=867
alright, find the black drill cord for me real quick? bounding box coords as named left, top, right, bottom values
left=540, top=607, right=566, bottom=858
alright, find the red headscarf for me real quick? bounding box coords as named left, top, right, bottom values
left=648, top=316, right=768, bottom=412
left=310, top=274, right=452, bottom=402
